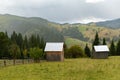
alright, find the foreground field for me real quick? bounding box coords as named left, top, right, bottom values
left=0, top=56, right=120, bottom=80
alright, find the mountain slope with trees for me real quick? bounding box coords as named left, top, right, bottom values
left=96, top=18, right=120, bottom=28
left=0, top=14, right=64, bottom=42
left=0, top=14, right=120, bottom=47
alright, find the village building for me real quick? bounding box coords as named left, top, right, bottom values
left=44, top=42, right=64, bottom=61
left=93, top=45, right=109, bottom=59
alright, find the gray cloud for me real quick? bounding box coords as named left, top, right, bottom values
left=0, top=0, right=120, bottom=23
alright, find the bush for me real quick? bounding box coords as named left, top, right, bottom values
left=65, top=45, right=85, bottom=58
left=29, top=47, right=44, bottom=62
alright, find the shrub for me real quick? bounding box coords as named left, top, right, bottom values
left=29, top=47, right=44, bottom=62
left=66, top=45, right=85, bottom=58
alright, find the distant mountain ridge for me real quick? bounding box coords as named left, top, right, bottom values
left=0, top=14, right=120, bottom=47
left=0, top=14, right=64, bottom=42
left=96, top=18, right=120, bottom=28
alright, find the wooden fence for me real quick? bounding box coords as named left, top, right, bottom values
left=0, top=59, right=34, bottom=67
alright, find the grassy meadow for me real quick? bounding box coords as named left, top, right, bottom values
left=65, top=37, right=91, bottom=48
left=0, top=56, right=120, bottom=80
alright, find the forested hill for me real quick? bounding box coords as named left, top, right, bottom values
left=0, top=14, right=120, bottom=47
left=96, top=18, right=120, bottom=28
left=0, top=14, right=64, bottom=42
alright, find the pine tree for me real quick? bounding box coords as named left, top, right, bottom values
left=84, top=44, right=91, bottom=57
left=17, top=33, right=23, bottom=49
left=29, top=34, right=35, bottom=48
left=64, top=42, right=68, bottom=58
left=11, top=31, right=17, bottom=43
left=37, top=34, right=40, bottom=47
left=93, top=32, right=100, bottom=46
left=23, top=35, right=29, bottom=49
left=103, top=38, right=106, bottom=45
left=109, top=40, right=116, bottom=56
left=40, top=37, right=46, bottom=50
left=92, top=32, right=100, bottom=51
left=0, top=32, right=9, bottom=58
left=116, top=40, right=120, bottom=55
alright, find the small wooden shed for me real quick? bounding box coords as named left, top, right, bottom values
left=93, top=45, right=109, bottom=59
left=44, top=42, right=64, bottom=61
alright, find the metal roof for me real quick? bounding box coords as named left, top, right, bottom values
left=94, top=45, right=109, bottom=52
left=44, top=42, right=64, bottom=51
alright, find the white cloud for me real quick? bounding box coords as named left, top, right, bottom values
left=59, top=17, right=106, bottom=24
left=77, top=17, right=106, bottom=24
left=86, top=0, right=105, bottom=3
left=0, top=0, right=120, bottom=23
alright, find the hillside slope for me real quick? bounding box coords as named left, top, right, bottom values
left=0, top=14, right=120, bottom=47
left=0, top=14, right=64, bottom=42
left=96, top=18, right=120, bottom=28
left=60, top=23, right=120, bottom=45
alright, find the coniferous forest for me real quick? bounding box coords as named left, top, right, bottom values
left=0, top=31, right=46, bottom=60
left=1, top=31, right=120, bottom=61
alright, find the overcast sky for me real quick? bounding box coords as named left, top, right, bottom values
left=0, top=0, right=120, bottom=23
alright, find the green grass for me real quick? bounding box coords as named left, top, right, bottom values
left=0, top=56, right=120, bottom=80
left=0, top=59, right=34, bottom=67
left=78, top=25, right=87, bottom=33
left=65, top=37, right=91, bottom=48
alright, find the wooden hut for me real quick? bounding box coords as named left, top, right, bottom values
left=44, top=42, right=64, bottom=61
left=93, top=45, right=109, bottom=59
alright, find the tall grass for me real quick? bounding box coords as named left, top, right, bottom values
left=0, top=56, right=120, bottom=80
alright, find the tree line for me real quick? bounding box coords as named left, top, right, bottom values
left=109, top=40, right=120, bottom=56
left=93, top=32, right=120, bottom=56
left=0, top=31, right=46, bottom=63
left=64, top=32, right=120, bottom=58
left=92, top=32, right=120, bottom=56
left=0, top=31, right=120, bottom=62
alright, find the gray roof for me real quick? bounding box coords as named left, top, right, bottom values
left=44, top=42, right=64, bottom=51
left=94, top=45, right=109, bottom=52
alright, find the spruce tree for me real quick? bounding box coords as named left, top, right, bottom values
left=23, top=35, right=29, bottom=49
left=11, top=31, right=17, bottom=43
left=40, top=37, right=46, bottom=50
left=103, top=38, right=106, bottom=45
left=93, top=32, right=100, bottom=46
left=92, top=32, right=100, bottom=57
left=92, top=32, right=100, bottom=51
left=64, top=42, right=68, bottom=58
left=109, top=40, right=116, bottom=56
left=116, top=40, right=120, bottom=55
left=17, top=33, right=23, bottom=49
left=37, top=34, right=40, bottom=47
left=0, top=32, right=9, bottom=58
left=29, top=34, right=35, bottom=48
left=84, top=44, right=91, bottom=57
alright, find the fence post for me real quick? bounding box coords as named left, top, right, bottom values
left=4, top=60, right=6, bottom=67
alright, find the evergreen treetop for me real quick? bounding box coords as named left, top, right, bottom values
left=103, top=38, right=106, bottom=45
left=93, top=32, right=100, bottom=46
left=109, top=40, right=116, bottom=56
left=84, top=44, right=91, bottom=57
